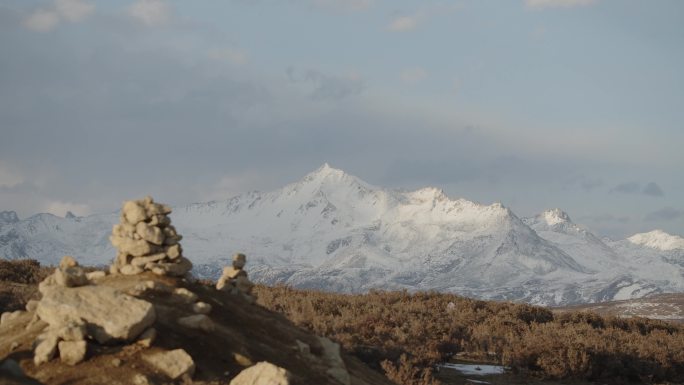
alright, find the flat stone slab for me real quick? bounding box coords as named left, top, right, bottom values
left=37, top=285, right=156, bottom=344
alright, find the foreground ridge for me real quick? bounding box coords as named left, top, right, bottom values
left=0, top=197, right=388, bottom=385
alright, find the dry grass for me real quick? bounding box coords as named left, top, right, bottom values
left=254, top=285, right=684, bottom=385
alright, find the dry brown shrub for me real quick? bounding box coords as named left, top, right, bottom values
left=0, top=258, right=51, bottom=284
left=254, top=285, right=684, bottom=384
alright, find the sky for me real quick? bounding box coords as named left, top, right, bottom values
left=0, top=0, right=683, bottom=238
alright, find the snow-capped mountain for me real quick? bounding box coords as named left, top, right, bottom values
left=1, top=164, right=683, bottom=306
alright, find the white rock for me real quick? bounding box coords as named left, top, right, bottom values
left=37, top=285, right=156, bottom=344
left=166, top=244, right=181, bottom=259
left=123, top=201, right=148, bottom=224
left=86, top=271, right=107, bottom=281
left=135, top=222, right=164, bottom=246
left=151, top=257, right=192, bottom=277
left=120, top=264, right=144, bottom=275
left=34, top=334, right=59, bottom=365
left=54, top=266, right=89, bottom=287
left=173, top=288, right=198, bottom=303
left=110, top=236, right=158, bottom=257
left=143, top=349, right=195, bottom=380
left=58, top=340, right=87, bottom=365
left=0, top=310, right=24, bottom=326
left=55, top=320, right=87, bottom=341
left=130, top=253, right=167, bottom=267
left=59, top=256, right=78, bottom=269
left=25, top=300, right=39, bottom=312
left=178, top=314, right=215, bottom=332
left=229, top=361, right=291, bottom=385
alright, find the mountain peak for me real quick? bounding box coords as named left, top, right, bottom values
left=0, top=210, right=19, bottom=224
left=541, top=208, right=572, bottom=226
left=65, top=211, right=77, bottom=219
left=628, top=230, right=684, bottom=251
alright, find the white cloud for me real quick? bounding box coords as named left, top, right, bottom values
left=128, top=0, right=171, bottom=26
left=44, top=201, right=90, bottom=217
left=387, top=15, right=418, bottom=32
left=0, top=163, right=24, bottom=188
left=23, top=9, right=60, bottom=32
left=22, top=0, right=94, bottom=32
left=208, top=48, right=249, bottom=66
left=55, top=0, right=95, bottom=22
left=525, top=0, right=597, bottom=9
left=401, top=68, right=428, bottom=84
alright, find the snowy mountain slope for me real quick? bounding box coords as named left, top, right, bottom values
left=1, top=164, right=683, bottom=306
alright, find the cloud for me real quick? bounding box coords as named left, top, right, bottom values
left=387, top=15, right=418, bottom=32
left=579, top=214, right=630, bottom=224
left=642, top=182, right=664, bottom=197
left=22, top=0, right=94, bottom=32
left=563, top=175, right=603, bottom=192
left=44, top=200, right=90, bottom=217
left=645, top=207, right=684, bottom=222
left=0, top=163, right=24, bottom=188
left=23, top=9, right=60, bottom=32
left=310, top=0, right=375, bottom=12
left=609, top=182, right=640, bottom=194
left=287, top=67, right=365, bottom=101
left=207, top=48, right=249, bottom=66
left=401, top=68, right=428, bottom=84
left=128, top=0, right=171, bottom=26
left=525, top=0, right=597, bottom=9
left=55, top=0, right=95, bottom=22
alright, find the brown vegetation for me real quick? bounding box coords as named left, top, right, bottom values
left=254, top=286, right=684, bottom=385
left=0, top=259, right=51, bottom=312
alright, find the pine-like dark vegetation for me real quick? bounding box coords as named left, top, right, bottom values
left=2, top=259, right=683, bottom=385
left=254, top=285, right=684, bottom=385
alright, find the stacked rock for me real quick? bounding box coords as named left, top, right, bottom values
left=216, top=253, right=254, bottom=299
left=109, top=196, right=192, bottom=277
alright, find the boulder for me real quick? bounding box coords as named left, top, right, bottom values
left=58, top=340, right=87, bottom=365
left=37, top=285, right=156, bottom=344
left=229, top=361, right=291, bottom=385
left=143, top=349, right=195, bottom=380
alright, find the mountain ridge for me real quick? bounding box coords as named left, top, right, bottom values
left=1, top=164, right=683, bottom=306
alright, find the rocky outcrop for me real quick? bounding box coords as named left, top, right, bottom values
left=230, top=361, right=291, bottom=385
left=217, top=253, right=255, bottom=301
left=37, top=283, right=156, bottom=344
left=109, top=196, right=192, bottom=277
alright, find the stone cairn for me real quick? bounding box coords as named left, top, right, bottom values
left=216, top=253, right=255, bottom=300
left=109, top=196, right=192, bottom=277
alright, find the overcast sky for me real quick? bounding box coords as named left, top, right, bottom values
left=1, top=0, right=683, bottom=238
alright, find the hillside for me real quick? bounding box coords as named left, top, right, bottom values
left=0, top=259, right=392, bottom=385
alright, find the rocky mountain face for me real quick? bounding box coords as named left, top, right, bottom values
left=1, top=164, right=683, bottom=306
